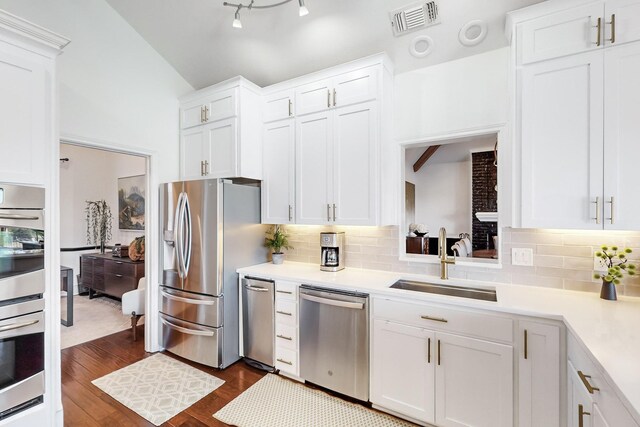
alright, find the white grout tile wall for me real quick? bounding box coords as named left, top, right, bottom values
left=282, top=225, right=640, bottom=297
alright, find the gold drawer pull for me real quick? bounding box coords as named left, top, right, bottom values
left=276, top=290, right=293, bottom=295
left=276, top=310, right=292, bottom=316
left=277, top=358, right=293, bottom=366
left=277, top=334, right=293, bottom=341
left=421, top=315, right=448, bottom=323
left=579, top=404, right=591, bottom=427
left=578, top=370, right=600, bottom=394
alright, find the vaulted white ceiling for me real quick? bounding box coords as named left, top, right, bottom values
left=105, top=0, right=543, bottom=89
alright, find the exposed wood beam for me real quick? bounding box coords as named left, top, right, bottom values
left=413, top=145, right=441, bottom=172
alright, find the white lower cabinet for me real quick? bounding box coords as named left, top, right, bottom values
left=274, top=280, right=300, bottom=377
left=371, top=299, right=514, bottom=427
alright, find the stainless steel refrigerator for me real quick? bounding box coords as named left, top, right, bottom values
left=159, top=179, right=267, bottom=368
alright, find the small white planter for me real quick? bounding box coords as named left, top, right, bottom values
left=272, top=253, right=284, bottom=265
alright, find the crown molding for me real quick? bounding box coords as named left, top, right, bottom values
left=0, top=9, right=70, bottom=53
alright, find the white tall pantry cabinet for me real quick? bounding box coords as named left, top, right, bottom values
left=509, top=0, right=640, bottom=230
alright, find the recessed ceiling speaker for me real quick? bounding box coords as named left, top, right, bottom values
left=409, top=35, right=434, bottom=58
left=458, top=19, right=488, bottom=46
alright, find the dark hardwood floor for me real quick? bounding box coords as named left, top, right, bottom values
left=61, top=326, right=267, bottom=426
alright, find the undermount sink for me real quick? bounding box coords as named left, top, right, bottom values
left=390, top=280, right=498, bottom=302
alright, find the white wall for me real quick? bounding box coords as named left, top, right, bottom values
left=394, top=47, right=509, bottom=142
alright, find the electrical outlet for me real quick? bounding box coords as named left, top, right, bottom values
left=512, top=248, right=533, bottom=266
left=594, top=253, right=608, bottom=272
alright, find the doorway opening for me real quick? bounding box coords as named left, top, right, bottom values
left=59, top=142, right=149, bottom=349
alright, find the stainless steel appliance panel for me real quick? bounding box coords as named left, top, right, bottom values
left=299, top=286, right=369, bottom=401
left=160, top=181, right=183, bottom=290
left=160, top=313, right=222, bottom=368
left=0, top=185, right=44, bottom=210
left=0, top=372, right=44, bottom=417
left=160, top=287, right=222, bottom=328
left=241, top=277, right=274, bottom=367
left=0, top=270, right=45, bottom=303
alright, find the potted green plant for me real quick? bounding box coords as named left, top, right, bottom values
left=86, top=200, right=113, bottom=254
left=264, top=225, right=292, bottom=265
left=593, top=245, right=637, bottom=301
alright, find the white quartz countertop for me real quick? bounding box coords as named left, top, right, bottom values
left=238, top=261, right=640, bottom=421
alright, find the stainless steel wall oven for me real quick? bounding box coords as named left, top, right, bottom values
left=0, top=184, right=45, bottom=419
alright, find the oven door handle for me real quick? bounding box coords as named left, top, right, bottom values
left=0, top=214, right=40, bottom=221
left=160, top=316, right=215, bottom=336
left=0, top=319, right=39, bottom=333
left=300, top=293, right=364, bottom=310
left=160, top=290, right=215, bottom=305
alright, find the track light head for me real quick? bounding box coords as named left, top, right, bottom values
left=298, top=0, right=309, bottom=16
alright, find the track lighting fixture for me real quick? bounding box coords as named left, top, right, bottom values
left=223, top=0, right=309, bottom=29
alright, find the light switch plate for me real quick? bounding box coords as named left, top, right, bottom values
left=512, top=248, right=533, bottom=266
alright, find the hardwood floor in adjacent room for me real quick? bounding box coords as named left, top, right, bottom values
left=61, top=326, right=267, bottom=426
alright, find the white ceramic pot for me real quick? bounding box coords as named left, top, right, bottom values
left=272, top=253, right=284, bottom=265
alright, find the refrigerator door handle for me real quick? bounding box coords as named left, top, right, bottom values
left=161, top=290, right=216, bottom=305
left=175, top=192, right=186, bottom=279
left=160, top=316, right=215, bottom=337
left=182, top=192, right=192, bottom=278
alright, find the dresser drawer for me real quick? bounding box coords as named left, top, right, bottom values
left=275, top=299, right=297, bottom=326
left=276, top=347, right=298, bottom=375
left=104, top=273, right=137, bottom=299
left=275, top=280, right=298, bottom=301
left=372, top=297, right=513, bottom=343
left=275, top=323, right=297, bottom=351
left=105, top=260, right=137, bottom=276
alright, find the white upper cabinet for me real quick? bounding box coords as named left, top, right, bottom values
left=518, top=321, right=562, bottom=427
left=510, top=0, right=640, bottom=230
left=264, top=89, right=294, bottom=123
left=520, top=51, right=604, bottom=229
left=262, top=119, right=295, bottom=224
left=519, top=2, right=605, bottom=65
left=179, top=78, right=262, bottom=181
left=606, top=0, right=640, bottom=45
left=295, top=65, right=379, bottom=116
left=603, top=41, right=640, bottom=229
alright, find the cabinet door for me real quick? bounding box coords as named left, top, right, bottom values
left=519, top=2, right=604, bottom=64
left=180, top=126, right=207, bottom=181
left=203, top=88, right=237, bottom=124
left=435, top=332, right=513, bottom=427
left=518, top=321, right=561, bottom=427
left=0, top=50, right=46, bottom=185
left=603, top=42, right=640, bottom=230
left=592, top=404, right=611, bottom=427
left=295, top=78, right=332, bottom=116
left=568, top=361, right=594, bottom=427
left=264, top=90, right=294, bottom=123
left=371, top=320, right=435, bottom=424
left=332, top=102, right=377, bottom=225
left=520, top=51, right=604, bottom=229
left=332, top=67, right=378, bottom=109
left=262, top=120, right=295, bottom=224
left=296, top=111, right=333, bottom=224
left=205, top=118, right=237, bottom=178
left=606, top=0, right=640, bottom=45
left=181, top=100, right=205, bottom=130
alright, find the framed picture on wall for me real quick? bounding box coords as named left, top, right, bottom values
left=118, top=174, right=145, bottom=230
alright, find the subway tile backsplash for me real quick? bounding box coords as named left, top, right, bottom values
left=283, top=225, right=640, bottom=297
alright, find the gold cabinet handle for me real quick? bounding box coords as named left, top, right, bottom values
left=579, top=404, right=591, bottom=427
left=332, top=204, right=336, bottom=222
left=288, top=99, right=293, bottom=116
left=200, top=106, right=205, bottom=123
left=524, top=329, right=528, bottom=360
left=327, top=89, right=331, bottom=108
left=276, top=334, right=292, bottom=341
left=276, top=310, right=292, bottom=316
left=578, top=370, right=600, bottom=394
left=592, top=197, right=601, bottom=224
left=289, top=204, right=293, bottom=222
left=427, top=337, right=431, bottom=364
left=200, top=160, right=204, bottom=176
left=594, top=17, right=602, bottom=46
left=327, top=204, right=331, bottom=222
left=421, top=315, right=448, bottom=323
left=437, top=339, right=441, bottom=365
left=276, top=289, right=292, bottom=295
left=608, top=14, right=616, bottom=44
left=277, top=358, right=293, bottom=366
left=606, top=196, right=614, bottom=224
left=203, top=160, right=209, bottom=175
left=333, top=89, right=337, bottom=107
left=204, top=105, right=209, bottom=122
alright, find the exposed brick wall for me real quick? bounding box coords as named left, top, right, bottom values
left=471, top=151, right=498, bottom=251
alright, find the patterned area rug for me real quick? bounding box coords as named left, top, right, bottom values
left=93, top=353, right=224, bottom=426
left=214, top=374, right=414, bottom=427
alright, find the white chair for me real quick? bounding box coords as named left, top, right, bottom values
left=122, top=277, right=145, bottom=341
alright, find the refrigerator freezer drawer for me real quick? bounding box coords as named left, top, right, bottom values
left=160, top=287, right=223, bottom=328
left=160, top=313, right=222, bottom=368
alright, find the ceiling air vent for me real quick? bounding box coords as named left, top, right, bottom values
left=390, top=1, right=441, bottom=37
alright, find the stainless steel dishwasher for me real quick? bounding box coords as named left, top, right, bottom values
left=242, top=277, right=275, bottom=370
left=299, top=285, right=369, bottom=401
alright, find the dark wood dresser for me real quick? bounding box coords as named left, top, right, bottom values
left=79, top=253, right=144, bottom=299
